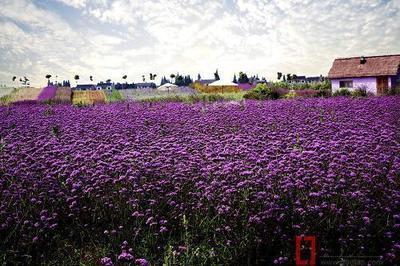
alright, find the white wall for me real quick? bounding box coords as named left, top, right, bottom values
left=331, top=77, right=377, bottom=94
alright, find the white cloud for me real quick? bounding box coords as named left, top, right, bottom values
left=56, top=0, right=87, bottom=8
left=0, top=0, right=399, bottom=87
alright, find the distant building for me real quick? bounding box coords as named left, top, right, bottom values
left=96, top=82, right=114, bottom=90
left=74, top=84, right=96, bottom=90
left=196, top=79, right=216, bottom=86
left=306, top=76, right=325, bottom=83
left=288, top=76, right=306, bottom=84
left=287, top=75, right=325, bottom=84
left=135, top=82, right=156, bottom=89
left=328, top=54, right=400, bottom=95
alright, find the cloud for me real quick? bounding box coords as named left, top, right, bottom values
left=56, top=0, right=87, bottom=8
left=0, top=0, right=399, bottom=87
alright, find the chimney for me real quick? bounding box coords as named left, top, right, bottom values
left=360, top=56, right=366, bottom=64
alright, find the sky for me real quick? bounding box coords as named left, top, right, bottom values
left=0, top=0, right=399, bottom=87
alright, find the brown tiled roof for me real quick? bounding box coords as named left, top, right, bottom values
left=328, top=54, right=400, bottom=79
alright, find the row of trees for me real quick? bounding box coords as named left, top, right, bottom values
left=277, top=72, right=299, bottom=82
left=42, top=73, right=159, bottom=86
left=277, top=72, right=325, bottom=82
left=160, top=74, right=193, bottom=86
left=12, top=76, right=30, bottom=87
left=232, top=72, right=266, bottom=84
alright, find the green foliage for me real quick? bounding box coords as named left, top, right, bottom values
left=388, top=85, right=400, bottom=95
left=51, top=125, right=59, bottom=137
left=316, top=89, right=332, bottom=98
left=106, top=90, right=124, bottom=102
left=267, top=80, right=331, bottom=91
left=238, top=72, right=249, bottom=83
left=351, top=87, right=368, bottom=97
left=333, top=88, right=351, bottom=97
left=284, top=90, right=297, bottom=99
left=243, top=83, right=280, bottom=100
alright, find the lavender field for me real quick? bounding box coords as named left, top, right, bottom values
left=1, top=97, right=400, bottom=265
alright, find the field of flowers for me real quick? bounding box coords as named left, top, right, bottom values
left=1, top=96, right=400, bottom=265
left=37, top=86, right=57, bottom=102
left=72, top=90, right=106, bottom=105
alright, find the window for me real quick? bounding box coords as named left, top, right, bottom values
left=339, top=80, right=353, bottom=88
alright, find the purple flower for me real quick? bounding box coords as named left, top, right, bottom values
left=135, top=258, right=149, bottom=266
left=118, top=251, right=134, bottom=262
left=100, top=257, right=113, bottom=266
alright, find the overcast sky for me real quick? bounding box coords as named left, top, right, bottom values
left=0, top=0, right=399, bottom=87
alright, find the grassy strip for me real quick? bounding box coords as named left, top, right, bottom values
left=104, top=89, right=124, bottom=103
left=139, top=92, right=246, bottom=103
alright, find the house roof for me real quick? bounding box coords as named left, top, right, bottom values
left=136, top=82, right=155, bottom=87
left=197, top=79, right=216, bottom=85
left=208, top=80, right=238, bottom=86
left=157, top=83, right=178, bottom=91
left=76, top=84, right=96, bottom=88
left=328, top=54, right=400, bottom=79
left=306, top=76, right=323, bottom=82
left=97, top=82, right=113, bottom=86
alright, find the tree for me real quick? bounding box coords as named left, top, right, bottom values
left=170, top=74, right=176, bottom=84
left=197, top=73, right=201, bottom=81
left=122, top=75, right=127, bottom=89
left=184, top=75, right=193, bottom=86
left=74, top=75, right=80, bottom=86
left=142, top=75, right=145, bottom=82
left=45, top=74, right=52, bottom=85
left=286, top=74, right=292, bottom=82
left=277, top=72, right=282, bottom=80
left=233, top=74, right=237, bottom=83
left=238, top=72, right=249, bottom=83
left=214, top=69, right=220, bottom=80
left=106, top=79, right=111, bottom=83
left=21, top=76, right=29, bottom=87
left=160, top=76, right=168, bottom=85
left=175, top=75, right=184, bottom=86
left=90, top=75, right=93, bottom=82
left=283, top=75, right=286, bottom=82
left=12, top=76, right=16, bottom=82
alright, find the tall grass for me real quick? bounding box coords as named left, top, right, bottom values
left=104, top=89, right=124, bottom=103
left=72, top=91, right=106, bottom=105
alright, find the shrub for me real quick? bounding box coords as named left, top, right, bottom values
left=295, top=89, right=319, bottom=98
left=388, top=86, right=400, bottom=95
left=284, top=90, right=297, bottom=99
left=243, top=83, right=280, bottom=100
left=316, top=89, right=331, bottom=98
left=352, top=87, right=368, bottom=97
left=105, top=89, right=124, bottom=102
left=333, top=88, right=351, bottom=97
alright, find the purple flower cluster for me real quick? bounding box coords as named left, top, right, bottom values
left=0, top=96, right=400, bottom=264
left=37, top=85, right=57, bottom=101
